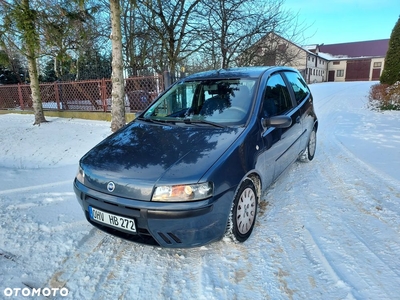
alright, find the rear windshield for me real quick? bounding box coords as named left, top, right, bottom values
left=143, top=79, right=257, bottom=126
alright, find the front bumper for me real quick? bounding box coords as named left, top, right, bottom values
left=73, top=179, right=234, bottom=248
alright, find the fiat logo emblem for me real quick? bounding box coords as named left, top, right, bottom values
left=107, top=181, right=115, bottom=192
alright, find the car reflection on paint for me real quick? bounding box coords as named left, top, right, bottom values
left=73, top=66, right=318, bottom=248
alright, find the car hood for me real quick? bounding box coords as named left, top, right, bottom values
left=80, top=120, right=243, bottom=200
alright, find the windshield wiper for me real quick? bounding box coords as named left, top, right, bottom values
left=137, top=117, right=174, bottom=125
left=183, top=118, right=226, bottom=128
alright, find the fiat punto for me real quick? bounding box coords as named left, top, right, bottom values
left=74, top=66, right=318, bottom=248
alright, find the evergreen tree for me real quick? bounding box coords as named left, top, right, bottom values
left=77, top=50, right=112, bottom=80
left=381, top=16, right=400, bottom=85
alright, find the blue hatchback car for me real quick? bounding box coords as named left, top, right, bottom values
left=74, top=66, right=318, bottom=248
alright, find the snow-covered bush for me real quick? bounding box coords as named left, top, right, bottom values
left=369, top=81, right=400, bottom=110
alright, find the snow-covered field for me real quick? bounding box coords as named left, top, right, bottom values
left=1, top=81, right=399, bottom=299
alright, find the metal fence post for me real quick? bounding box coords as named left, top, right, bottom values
left=18, top=83, right=24, bottom=110
left=163, top=71, right=171, bottom=90
left=54, top=81, right=61, bottom=110
left=101, top=79, right=107, bottom=112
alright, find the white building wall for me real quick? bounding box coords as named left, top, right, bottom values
left=369, top=57, right=385, bottom=81
left=327, top=60, right=346, bottom=82
left=305, top=54, right=328, bottom=83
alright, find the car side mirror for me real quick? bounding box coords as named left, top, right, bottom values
left=262, top=115, right=292, bottom=128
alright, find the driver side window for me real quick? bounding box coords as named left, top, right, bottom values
left=262, top=73, right=293, bottom=117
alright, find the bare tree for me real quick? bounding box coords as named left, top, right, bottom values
left=137, top=0, right=203, bottom=74
left=38, top=0, right=103, bottom=81
left=201, top=0, right=309, bottom=69
left=239, top=33, right=306, bottom=67
left=238, top=8, right=311, bottom=67
left=110, top=0, right=125, bottom=132
left=0, top=43, right=26, bottom=83
left=121, top=0, right=155, bottom=76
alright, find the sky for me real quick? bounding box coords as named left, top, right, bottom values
left=1, top=82, right=400, bottom=299
left=282, top=0, right=399, bottom=45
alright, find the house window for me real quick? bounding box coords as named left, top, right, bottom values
left=373, top=62, right=382, bottom=67
left=312, top=57, right=314, bottom=62
left=337, top=70, right=344, bottom=77
left=333, top=61, right=340, bottom=65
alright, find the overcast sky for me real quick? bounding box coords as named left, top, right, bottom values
left=282, top=0, right=398, bottom=45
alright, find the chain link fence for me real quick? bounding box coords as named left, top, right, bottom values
left=0, top=75, right=164, bottom=113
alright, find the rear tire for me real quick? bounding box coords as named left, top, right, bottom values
left=300, top=126, right=317, bottom=162
left=225, top=179, right=258, bottom=243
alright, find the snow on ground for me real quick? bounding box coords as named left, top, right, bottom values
left=0, top=81, right=399, bottom=299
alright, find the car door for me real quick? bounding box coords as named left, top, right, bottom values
left=283, top=71, right=315, bottom=152
left=260, top=72, right=303, bottom=182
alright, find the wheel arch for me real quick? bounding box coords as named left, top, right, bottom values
left=313, top=119, right=319, bottom=131
left=224, top=171, right=262, bottom=243
left=243, top=171, right=262, bottom=201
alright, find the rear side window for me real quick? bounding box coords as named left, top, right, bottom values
left=284, top=71, right=310, bottom=105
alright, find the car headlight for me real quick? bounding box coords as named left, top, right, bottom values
left=76, top=165, right=85, bottom=184
left=152, top=182, right=213, bottom=202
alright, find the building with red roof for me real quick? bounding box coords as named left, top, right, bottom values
left=317, top=39, right=389, bottom=82
left=242, top=33, right=390, bottom=83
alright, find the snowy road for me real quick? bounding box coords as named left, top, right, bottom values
left=1, top=82, right=399, bottom=299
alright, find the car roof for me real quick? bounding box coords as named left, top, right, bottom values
left=183, top=66, right=296, bottom=81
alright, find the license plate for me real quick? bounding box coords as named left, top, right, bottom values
left=88, top=206, right=136, bottom=233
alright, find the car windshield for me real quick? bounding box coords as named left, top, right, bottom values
left=142, top=78, right=257, bottom=126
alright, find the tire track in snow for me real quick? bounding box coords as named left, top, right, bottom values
left=62, top=237, right=138, bottom=299
left=84, top=237, right=127, bottom=298
left=0, top=180, right=72, bottom=195
left=319, top=144, right=400, bottom=285
left=301, top=226, right=355, bottom=298
left=295, top=156, right=400, bottom=299
left=317, top=164, right=400, bottom=296
left=60, top=239, right=207, bottom=299
left=303, top=84, right=400, bottom=298
left=78, top=239, right=273, bottom=299
left=46, top=228, right=107, bottom=291
left=110, top=245, right=171, bottom=298
left=345, top=224, right=400, bottom=278
left=253, top=175, right=347, bottom=299
left=249, top=81, right=400, bottom=299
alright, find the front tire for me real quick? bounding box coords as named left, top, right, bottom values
left=226, top=179, right=258, bottom=243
